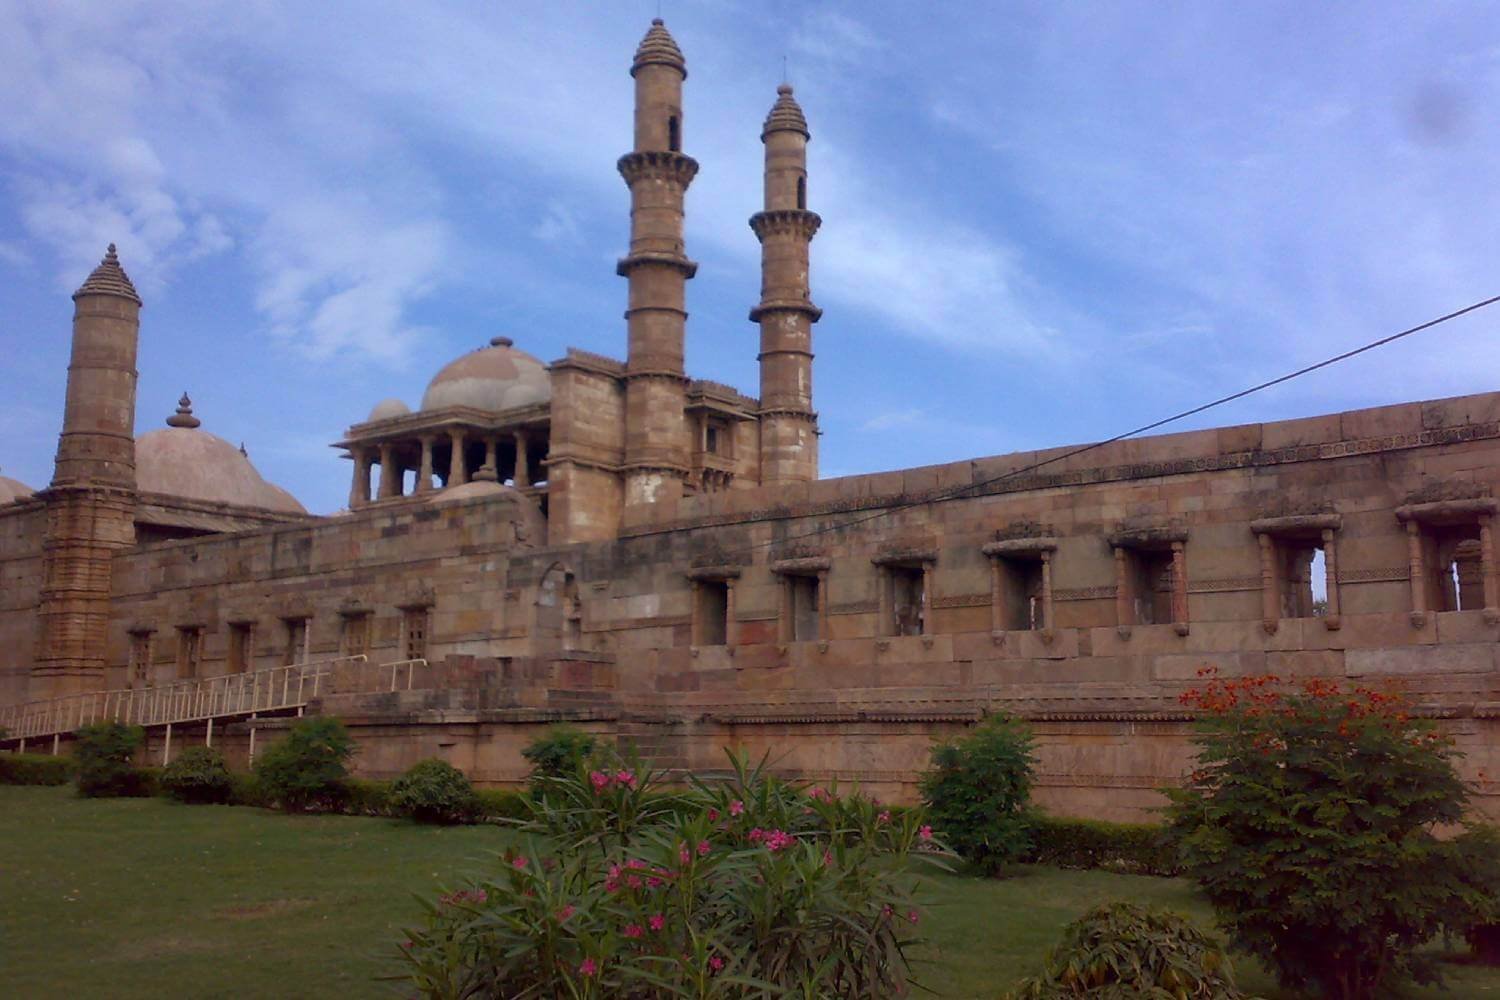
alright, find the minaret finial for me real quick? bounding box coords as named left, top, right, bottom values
left=166, top=392, right=202, bottom=429
left=74, top=242, right=142, bottom=305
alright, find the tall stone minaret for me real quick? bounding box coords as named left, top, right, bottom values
left=751, top=85, right=822, bottom=484
left=34, top=244, right=142, bottom=697
left=618, top=19, right=698, bottom=511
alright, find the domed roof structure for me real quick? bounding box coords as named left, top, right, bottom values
left=136, top=395, right=306, bottom=513
left=420, top=337, right=551, bottom=413
left=762, top=84, right=809, bottom=139
left=368, top=397, right=411, bottom=422
left=632, top=18, right=686, bottom=78
left=0, top=470, right=34, bottom=504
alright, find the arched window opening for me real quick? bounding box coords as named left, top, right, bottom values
left=668, top=116, right=680, bottom=152
left=796, top=176, right=806, bottom=210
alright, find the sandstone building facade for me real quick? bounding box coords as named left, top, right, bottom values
left=4, top=21, right=1500, bottom=820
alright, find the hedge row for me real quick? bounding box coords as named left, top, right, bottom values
left=0, top=752, right=74, bottom=786
left=223, top=771, right=528, bottom=823
left=1024, top=815, right=1181, bottom=876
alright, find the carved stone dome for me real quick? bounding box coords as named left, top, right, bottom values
left=632, top=18, right=686, bottom=78
left=367, top=397, right=411, bottom=422
left=420, top=337, right=551, bottom=413
left=0, top=471, right=34, bottom=504
left=135, top=396, right=306, bottom=513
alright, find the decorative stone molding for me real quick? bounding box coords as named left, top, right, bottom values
left=1249, top=513, right=1342, bottom=535
left=1338, top=567, right=1408, bottom=583
left=1053, top=586, right=1117, bottom=601
left=982, top=537, right=1059, bottom=557
left=770, top=556, right=830, bottom=575
left=616, top=150, right=699, bottom=187
left=685, top=564, right=741, bottom=581
left=748, top=209, right=822, bottom=242
left=1395, top=497, right=1499, bottom=525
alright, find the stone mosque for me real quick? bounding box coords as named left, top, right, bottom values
left=4, top=20, right=1500, bottom=818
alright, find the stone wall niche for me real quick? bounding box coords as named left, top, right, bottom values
left=686, top=565, right=740, bottom=648
left=872, top=548, right=937, bottom=638
left=770, top=556, right=829, bottom=643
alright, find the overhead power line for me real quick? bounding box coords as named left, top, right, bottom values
left=718, top=292, right=1500, bottom=557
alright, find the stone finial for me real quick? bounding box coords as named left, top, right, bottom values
left=239, top=442, right=248, bottom=457
left=166, top=392, right=201, bottom=429
left=633, top=18, right=686, bottom=78
left=490, top=336, right=514, bottom=348
left=763, top=83, right=809, bottom=140
left=472, top=460, right=500, bottom=483
left=73, top=242, right=143, bottom=305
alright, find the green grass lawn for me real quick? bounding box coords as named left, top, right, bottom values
left=4, top=785, right=1499, bottom=998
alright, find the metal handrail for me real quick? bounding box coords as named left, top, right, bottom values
left=0, top=654, right=433, bottom=745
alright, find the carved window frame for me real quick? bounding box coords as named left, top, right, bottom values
left=339, top=609, right=371, bottom=658
left=175, top=624, right=203, bottom=680
left=226, top=619, right=256, bottom=674
left=1395, top=498, right=1500, bottom=626
left=1250, top=513, right=1342, bottom=632
left=981, top=537, right=1057, bottom=640
left=127, top=627, right=155, bottom=687
left=686, top=565, right=740, bottom=647
left=399, top=603, right=431, bottom=662
left=1108, top=527, right=1190, bottom=637
left=872, top=549, right=937, bottom=638
left=770, top=556, right=830, bottom=643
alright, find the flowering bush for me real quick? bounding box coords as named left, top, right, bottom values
left=395, top=750, right=952, bottom=998
left=919, top=714, right=1036, bottom=874
left=1167, top=669, right=1489, bottom=1000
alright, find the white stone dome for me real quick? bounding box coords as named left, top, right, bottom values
left=368, top=398, right=411, bottom=422
left=135, top=395, right=306, bottom=514
left=421, top=337, right=551, bottom=413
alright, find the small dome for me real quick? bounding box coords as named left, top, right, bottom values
left=633, top=18, right=686, bottom=78
left=762, top=84, right=809, bottom=140
left=136, top=397, right=305, bottom=513
left=0, top=471, right=35, bottom=504
left=421, top=337, right=551, bottom=413
left=367, top=398, right=411, bottom=422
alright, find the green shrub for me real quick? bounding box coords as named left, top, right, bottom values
left=919, top=714, right=1036, bottom=874
left=390, top=759, right=479, bottom=825
left=1010, top=902, right=1244, bottom=998
left=0, top=752, right=74, bottom=786
left=1025, top=815, right=1180, bottom=876
left=520, top=724, right=596, bottom=783
left=345, top=778, right=394, bottom=816
left=396, top=750, right=953, bottom=997
left=228, top=771, right=269, bottom=807
left=252, top=717, right=354, bottom=812
left=160, top=745, right=234, bottom=804
left=1169, top=673, right=1483, bottom=1000
left=474, top=787, right=531, bottom=822
left=74, top=722, right=149, bottom=797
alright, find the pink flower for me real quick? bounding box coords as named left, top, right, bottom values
left=822, top=850, right=833, bottom=866
left=579, top=958, right=597, bottom=977
left=878, top=810, right=891, bottom=825
left=809, top=786, right=830, bottom=802
left=512, top=856, right=529, bottom=870
left=697, top=840, right=711, bottom=857
left=765, top=829, right=796, bottom=852
left=557, top=904, right=576, bottom=921
left=604, top=878, right=619, bottom=893
left=729, top=800, right=744, bottom=817
left=679, top=845, right=692, bottom=865
left=590, top=770, right=611, bottom=791
left=908, top=909, right=920, bottom=924
left=881, top=905, right=893, bottom=919
left=624, top=923, right=644, bottom=938
left=626, top=875, right=643, bottom=890
left=707, top=808, right=719, bottom=821
left=919, top=825, right=933, bottom=842
left=748, top=827, right=765, bottom=844
left=648, top=913, right=665, bottom=932
left=709, top=955, right=725, bottom=972
left=615, top=769, right=637, bottom=789
left=626, top=858, right=647, bottom=870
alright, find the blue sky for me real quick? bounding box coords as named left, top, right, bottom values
left=1, top=1, right=1497, bottom=514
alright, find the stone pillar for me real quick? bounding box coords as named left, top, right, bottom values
left=348, top=447, right=370, bottom=508
left=1406, top=519, right=1426, bottom=627
left=1258, top=533, right=1278, bottom=633
left=1039, top=551, right=1055, bottom=633
left=1113, top=546, right=1131, bottom=636
left=753, top=85, right=822, bottom=486
left=817, top=569, right=830, bottom=640
left=988, top=556, right=1005, bottom=634
left=1170, top=541, right=1189, bottom=636
left=724, top=578, right=738, bottom=649
left=483, top=437, right=498, bottom=476
left=447, top=429, right=467, bottom=487
left=1480, top=516, right=1499, bottom=623
left=514, top=429, right=530, bottom=487
left=920, top=562, right=934, bottom=636
left=1321, top=528, right=1343, bottom=629
left=878, top=566, right=894, bottom=637
left=415, top=437, right=434, bottom=494
left=377, top=443, right=399, bottom=499
left=777, top=575, right=792, bottom=644
left=619, top=19, right=697, bottom=510
left=35, top=245, right=142, bottom=697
